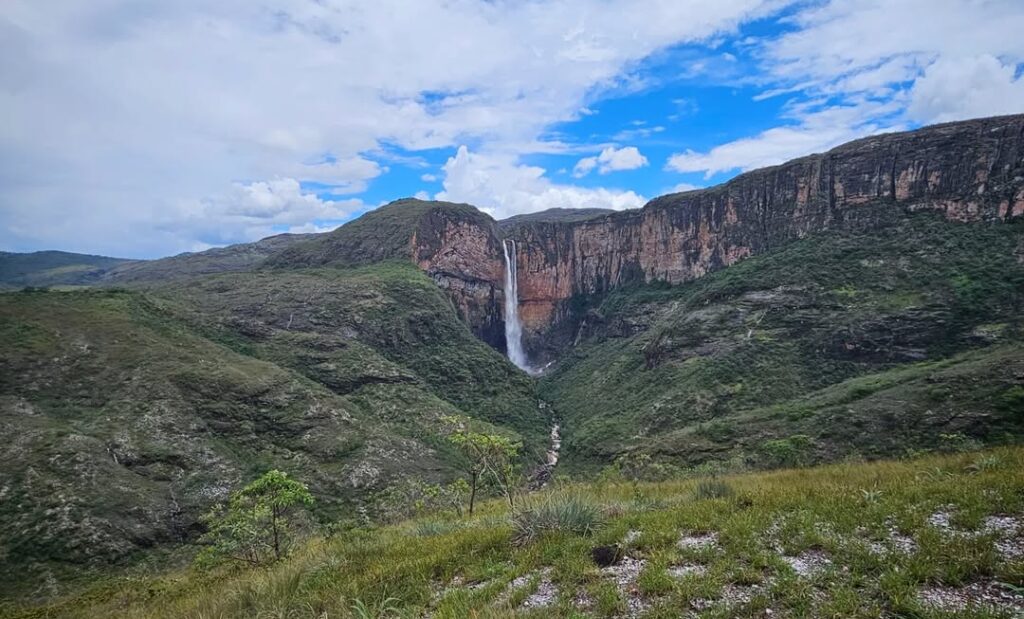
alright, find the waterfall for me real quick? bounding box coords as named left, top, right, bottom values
left=502, top=239, right=531, bottom=372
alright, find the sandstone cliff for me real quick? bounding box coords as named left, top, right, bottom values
left=265, top=116, right=1024, bottom=365
left=501, top=114, right=1024, bottom=359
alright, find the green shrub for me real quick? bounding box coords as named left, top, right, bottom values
left=693, top=478, right=735, bottom=500
left=511, top=492, right=604, bottom=546
left=759, top=434, right=814, bottom=467
left=196, top=470, right=315, bottom=568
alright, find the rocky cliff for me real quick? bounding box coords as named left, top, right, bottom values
left=263, top=116, right=1024, bottom=365
left=266, top=198, right=508, bottom=349
left=501, top=114, right=1024, bottom=359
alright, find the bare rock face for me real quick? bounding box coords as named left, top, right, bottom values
left=502, top=114, right=1024, bottom=359
left=412, top=206, right=507, bottom=350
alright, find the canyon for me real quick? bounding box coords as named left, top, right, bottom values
left=365, top=114, right=1024, bottom=364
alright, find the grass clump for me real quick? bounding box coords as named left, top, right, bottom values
left=693, top=477, right=735, bottom=500
left=511, top=492, right=604, bottom=546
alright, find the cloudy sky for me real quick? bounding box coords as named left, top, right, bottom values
left=2, top=0, right=1023, bottom=258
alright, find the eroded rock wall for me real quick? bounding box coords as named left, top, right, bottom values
left=502, top=115, right=1024, bottom=359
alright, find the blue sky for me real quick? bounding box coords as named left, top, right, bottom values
left=2, top=0, right=1023, bottom=258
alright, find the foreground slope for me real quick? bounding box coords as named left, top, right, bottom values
left=0, top=263, right=544, bottom=598
left=543, top=213, right=1024, bottom=470
left=12, top=448, right=1024, bottom=618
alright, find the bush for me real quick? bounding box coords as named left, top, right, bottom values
left=196, top=470, right=315, bottom=568
left=511, top=493, right=604, bottom=546
left=693, top=478, right=735, bottom=500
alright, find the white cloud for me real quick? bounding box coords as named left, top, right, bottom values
left=667, top=102, right=903, bottom=177
left=667, top=182, right=703, bottom=193
left=438, top=146, right=646, bottom=220
left=420, top=173, right=438, bottom=182
left=573, top=146, right=649, bottom=177
left=908, top=54, right=1024, bottom=123
left=667, top=0, right=1024, bottom=178
left=169, top=178, right=364, bottom=247
left=0, top=0, right=776, bottom=257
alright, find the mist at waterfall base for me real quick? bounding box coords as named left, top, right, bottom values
left=501, top=239, right=535, bottom=374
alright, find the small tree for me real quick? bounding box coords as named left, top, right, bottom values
left=443, top=416, right=522, bottom=515
left=197, top=469, right=314, bottom=567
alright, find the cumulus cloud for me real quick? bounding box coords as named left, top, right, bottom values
left=573, top=146, right=648, bottom=177
left=908, top=54, right=1024, bottom=123
left=438, top=146, right=646, bottom=220
left=667, top=182, right=703, bottom=193
left=169, top=178, right=364, bottom=247
left=0, top=0, right=774, bottom=257
left=666, top=0, right=1024, bottom=178
left=667, top=102, right=903, bottom=177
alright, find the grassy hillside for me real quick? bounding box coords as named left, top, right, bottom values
left=0, top=262, right=544, bottom=600
left=266, top=199, right=495, bottom=269
left=147, top=261, right=545, bottom=447
left=10, top=447, right=1024, bottom=618
left=0, top=250, right=135, bottom=289
left=542, top=214, right=1024, bottom=472
left=105, top=233, right=315, bottom=283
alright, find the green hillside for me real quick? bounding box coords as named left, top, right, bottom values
left=0, top=251, right=135, bottom=289
left=0, top=262, right=544, bottom=599
left=542, top=214, right=1024, bottom=472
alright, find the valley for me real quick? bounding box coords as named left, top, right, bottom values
left=1, top=115, right=1023, bottom=616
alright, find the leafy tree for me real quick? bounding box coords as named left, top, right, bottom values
left=196, top=469, right=314, bottom=567
left=442, top=416, right=522, bottom=515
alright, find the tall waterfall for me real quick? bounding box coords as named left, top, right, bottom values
left=502, top=239, right=531, bottom=371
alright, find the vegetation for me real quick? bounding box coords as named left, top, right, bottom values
left=0, top=250, right=132, bottom=289
left=542, top=214, right=1024, bottom=471
left=8, top=447, right=1024, bottom=618
left=444, top=416, right=524, bottom=515
left=511, top=492, right=605, bottom=546
left=0, top=262, right=543, bottom=598
left=196, top=470, right=315, bottom=567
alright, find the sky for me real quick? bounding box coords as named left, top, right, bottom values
left=2, top=0, right=1023, bottom=259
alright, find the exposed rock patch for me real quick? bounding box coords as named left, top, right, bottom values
left=918, top=581, right=1024, bottom=615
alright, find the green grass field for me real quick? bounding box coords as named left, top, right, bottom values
left=9, top=447, right=1024, bottom=618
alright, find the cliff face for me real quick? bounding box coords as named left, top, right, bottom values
left=412, top=206, right=507, bottom=350
left=502, top=114, right=1024, bottom=359
left=265, top=116, right=1024, bottom=364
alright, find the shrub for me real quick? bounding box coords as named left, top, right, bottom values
left=196, top=470, right=315, bottom=568
left=511, top=492, right=604, bottom=546
left=693, top=478, right=735, bottom=500
left=759, top=434, right=814, bottom=467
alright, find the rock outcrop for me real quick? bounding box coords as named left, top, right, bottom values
left=266, top=198, right=509, bottom=349
left=501, top=114, right=1024, bottom=359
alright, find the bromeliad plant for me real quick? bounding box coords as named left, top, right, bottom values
left=196, top=469, right=315, bottom=567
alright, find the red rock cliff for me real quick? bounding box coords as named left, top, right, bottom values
left=501, top=115, right=1024, bottom=358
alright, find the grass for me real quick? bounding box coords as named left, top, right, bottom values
left=8, top=446, right=1024, bottom=618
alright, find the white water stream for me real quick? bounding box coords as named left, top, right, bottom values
left=502, top=239, right=532, bottom=372
left=546, top=424, right=561, bottom=466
